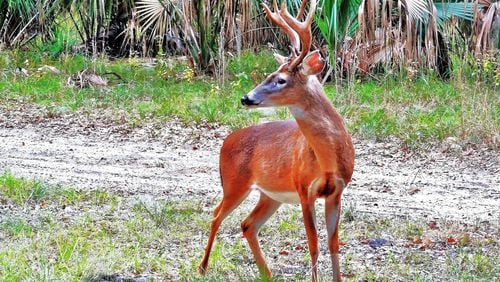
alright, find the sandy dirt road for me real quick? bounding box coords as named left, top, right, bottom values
left=1, top=105, right=498, bottom=223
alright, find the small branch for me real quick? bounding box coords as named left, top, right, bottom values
left=69, top=10, right=85, bottom=43
left=321, top=65, right=333, bottom=85
left=11, top=14, right=39, bottom=46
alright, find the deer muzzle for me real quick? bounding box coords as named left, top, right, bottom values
left=241, top=91, right=261, bottom=106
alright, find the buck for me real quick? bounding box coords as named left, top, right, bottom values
left=199, top=0, right=354, bottom=281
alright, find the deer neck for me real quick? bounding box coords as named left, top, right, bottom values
left=289, top=76, right=350, bottom=173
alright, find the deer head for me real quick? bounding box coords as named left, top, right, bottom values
left=241, top=0, right=324, bottom=108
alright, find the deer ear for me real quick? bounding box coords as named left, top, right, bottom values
left=300, top=50, right=325, bottom=76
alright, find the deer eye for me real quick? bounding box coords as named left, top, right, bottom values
left=277, top=77, right=287, bottom=85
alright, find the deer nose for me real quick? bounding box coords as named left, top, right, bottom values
left=241, top=91, right=261, bottom=106
left=241, top=95, right=252, bottom=106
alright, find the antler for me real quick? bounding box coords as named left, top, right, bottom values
left=296, top=0, right=308, bottom=20
left=262, top=0, right=317, bottom=71
left=262, top=0, right=300, bottom=56
left=280, top=0, right=316, bottom=70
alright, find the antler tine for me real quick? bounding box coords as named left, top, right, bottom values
left=280, top=0, right=317, bottom=70
left=262, top=0, right=300, bottom=55
left=296, top=0, right=308, bottom=20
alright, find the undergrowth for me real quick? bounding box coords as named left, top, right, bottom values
left=0, top=49, right=497, bottom=145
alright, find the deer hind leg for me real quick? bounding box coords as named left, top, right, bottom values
left=324, top=178, right=346, bottom=282
left=241, top=193, right=281, bottom=278
left=199, top=182, right=250, bottom=274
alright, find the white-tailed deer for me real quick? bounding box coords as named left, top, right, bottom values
left=199, top=0, right=354, bottom=281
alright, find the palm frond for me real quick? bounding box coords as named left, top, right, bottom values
left=473, top=0, right=499, bottom=54
left=402, top=0, right=431, bottom=21
left=136, top=0, right=172, bottom=43
left=435, top=1, right=475, bottom=22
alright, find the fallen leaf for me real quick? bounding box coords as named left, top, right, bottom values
left=342, top=273, right=355, bottom=278
left=37, top=65, right=60, bottom=74
left=339, top=241, right=346, bottom=246
left=294, top=245, right=305, bottom=251
left=279, top=250, right=289, bottom=255
left=463, top=148, right=474, bottom=156
left=447, top=237, right=457, bottom=244
left=428, top=221, right=438, bottom=230
left=458, top=233, right=470, bottom=246
left=413, top=236, right=423, bottom=244
left=420, top=237, right=434, bottom=250
left=408, top=188, right=420, bottom=195
left=381, top=185, right=391, bottom=193
left=15, top=67, right=29, bottom=77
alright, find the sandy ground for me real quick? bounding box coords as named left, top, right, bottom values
left=1, top=104, right=498, bottom=224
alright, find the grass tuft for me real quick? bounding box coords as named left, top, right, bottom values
left=0, top=217, right=34, bottom=237
left=0, top=171, right=113, bottom=206
left=133, top=200, right=202, bottom=230
left=0, top=171, right=48, bottom=204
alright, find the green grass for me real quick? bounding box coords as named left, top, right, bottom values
left=0, top=171, right=113, bottom=206
left=0, top=171, right=48, bottom=204
left=336, top=76, right=498, bottom=144
left=0, top=217, right=33, bottom=237
left=0, top=173, right=498, bottom=281
left=0, top=50, right=274, bottom=129
left=0, top=49, right=497, bottom=144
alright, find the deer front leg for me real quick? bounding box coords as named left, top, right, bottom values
left=300, top=201, right=318, bottom=282
left=325, top=178, right=345, bottom=282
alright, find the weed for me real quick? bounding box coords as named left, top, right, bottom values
left=276, top=208, right=301, bottom=236
left=444, top=249, right=499, bottom=280
left=404, top=222, right=424, bottom=239
left=278, top=220, right=298, bottom=233
left=342, top=201, right=357, bottom=223
left=55, top=234, right=80, bottom=263
left=133, top=200, right=201, bottom=230
left=0, top=171, right=47, bottom=204
left=0, top=217, right=33, bottom=237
